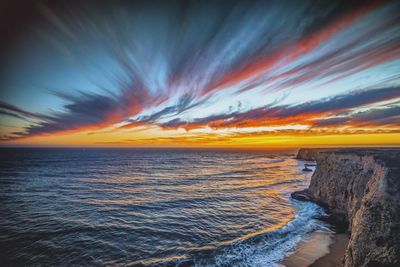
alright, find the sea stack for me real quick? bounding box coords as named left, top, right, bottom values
left=293, top=148, right=400, bottom=267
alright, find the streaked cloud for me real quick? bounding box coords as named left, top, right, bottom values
left=0, top=0, right=399, bottom=146
left=156, top=87, right=400, bottom=130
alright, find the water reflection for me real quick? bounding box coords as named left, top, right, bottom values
left=0, top=148, right=319, bottom=266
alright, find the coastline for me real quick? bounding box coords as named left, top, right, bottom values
left=310, top=233, right=348, bottom=267
left=280, top=154, right=349, bottom=267
left=280, top=230, right=349, bottom=267
left=289, top=148, right=400, bottom=267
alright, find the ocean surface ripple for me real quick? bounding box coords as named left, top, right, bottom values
left=0, top=148, right=327, bottom=266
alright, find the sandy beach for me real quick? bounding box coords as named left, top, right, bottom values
left=281, top=231, right=349, bottom=267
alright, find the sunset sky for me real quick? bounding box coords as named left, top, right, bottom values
left=0, top=0, right=399, bottom=148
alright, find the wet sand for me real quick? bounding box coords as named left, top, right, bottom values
left=280, top=231, right=349, bottom=267
left=311, top=233, right=349, bottom=267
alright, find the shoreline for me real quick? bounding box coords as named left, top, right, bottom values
left=280, top=151, right=350, bottom=267
left=291, top=148, right=400, bottom=266
left=280, top=230, right=349, bottom=267
left=311, top=233, right=348, bottom=267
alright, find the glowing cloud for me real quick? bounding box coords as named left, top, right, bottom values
left=0, top=0, right=399, bottom=147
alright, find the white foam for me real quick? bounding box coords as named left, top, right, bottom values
left=195, top=199, right=328, bottom=267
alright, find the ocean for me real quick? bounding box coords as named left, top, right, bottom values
left=0, top=148, right=329, bottom=266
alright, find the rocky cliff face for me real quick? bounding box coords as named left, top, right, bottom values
left=294, top=148, right=400, bottom=267
left=295, top=148, right=324, bottom=161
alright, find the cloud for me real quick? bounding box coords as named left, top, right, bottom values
left=38, top=0, right=390, bottom=100
left=122, top=94, right=210, bottom=128
left=159, top=87, right=400, bottom=130
left=1, top=0, right=399, bottom=144
left=274, top=87, right=400, bottom=117
left=0, top=110, right=29, bottom=121
left=4, top=90, right=145, bottom=139
left=199, top=0, right=399, bottom=96
left=2, top=86, right=399, bottom=142
left=0, top=101, right=53, bottom=121
left=314, top=105, right=400, bottom=127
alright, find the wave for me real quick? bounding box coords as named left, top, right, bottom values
left=139, top=199, right=328, bottom=267
left=1, top=150, right=319, bottom=266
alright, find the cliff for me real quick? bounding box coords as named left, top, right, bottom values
left=296, top=148, right=345, bottom=161
left=293, top=148, right=400, bottom=267
left=296, top=148, right=325, bottom=161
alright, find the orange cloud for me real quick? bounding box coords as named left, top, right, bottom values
left=200, top=0, right=384, bottom=96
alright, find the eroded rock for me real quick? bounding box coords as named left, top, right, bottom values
left=294, top=148, right=400, bottom=267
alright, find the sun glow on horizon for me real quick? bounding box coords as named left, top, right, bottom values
left=1, top=1, right=400, bottom=148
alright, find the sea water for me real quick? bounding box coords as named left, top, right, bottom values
left=0, top=148, right=328, bottom=266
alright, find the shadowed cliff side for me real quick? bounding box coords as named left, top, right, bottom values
left=293, top=148, right=400, bottom=267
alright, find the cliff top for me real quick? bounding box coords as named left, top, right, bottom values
left=297, top=148, right=400, bottom=169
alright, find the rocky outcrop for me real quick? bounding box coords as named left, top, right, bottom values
left=296, top=148, right=320, bottom=160
left=293, top=148, right=400, bottom=267
left=296, top=148, right=346, bottom=161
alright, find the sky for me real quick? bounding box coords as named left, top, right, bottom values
left=0, top=0, right=399, bottom=148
